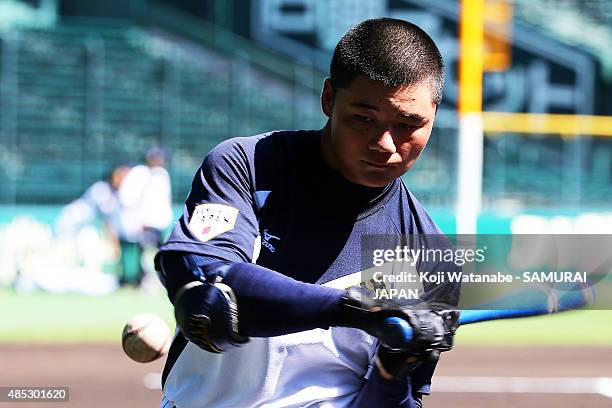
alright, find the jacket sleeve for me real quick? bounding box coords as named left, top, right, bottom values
left=159, top=138, right=260, bottom=264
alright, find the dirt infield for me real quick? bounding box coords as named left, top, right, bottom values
left=1, top=344, right=610, bottom=407
left=427, top=345, right=612, bottom=408
left=0, top=343, right=163, bottom=407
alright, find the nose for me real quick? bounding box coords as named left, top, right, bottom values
left=370, top=129, right=396, bottom=154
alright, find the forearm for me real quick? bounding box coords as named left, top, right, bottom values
left=222, top=260, right=347, bottom=336
left=349, top=367, right=423, bottom=408
left=157, top=251, right=346, bottom=337
left=350, top=342, right=438, bottom=407
left=157, top=250, right=457, bottom=369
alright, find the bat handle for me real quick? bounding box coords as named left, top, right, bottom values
left=379, top=317, right=414, bottom=349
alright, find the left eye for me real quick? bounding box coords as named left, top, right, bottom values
left=398, top=123, right=417, bottom=130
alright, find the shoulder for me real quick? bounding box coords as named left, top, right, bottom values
left=399, top=180, right=444, bottom=234
left=121, top=165, right=150, bottom=185
left=88, top=180, right=111, bottom=194
left=203, top=130, right=319, bottom=174
left=205, top=136, right=259, bottom=166
left=209, top=130, right=316, bottom=157
left=200, top=135, right=267, bottom=184
left=84, top=181, right=113, bottom=203
left=204, top=131, right=281, bottom=167
left=130, top=164, right=148, bottom=172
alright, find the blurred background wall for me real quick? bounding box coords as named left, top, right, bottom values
left=1, top=0, right=611, bottom=285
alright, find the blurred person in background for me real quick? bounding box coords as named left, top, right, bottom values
left=55, top=164, right=130, bottom=240
left=118, top=147, right=173, bottom=288
left=45, top=164, right=131, bottom=293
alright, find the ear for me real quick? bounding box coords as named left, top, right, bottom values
left=321, top=78, right=334, bottom=118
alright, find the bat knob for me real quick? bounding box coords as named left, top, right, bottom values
left=379, top=317, right=413, bottom=350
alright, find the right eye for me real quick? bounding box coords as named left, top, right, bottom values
left=354, top=114, right=373, bottom=123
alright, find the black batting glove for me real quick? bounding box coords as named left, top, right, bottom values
left=334, top=286, right=459, bottom=341
left=333, top=286, right=459, bottom=379
left=376, top=309, right=459, bottom=379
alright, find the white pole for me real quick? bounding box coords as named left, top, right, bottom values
left=456, top=113, right=484, bottom=234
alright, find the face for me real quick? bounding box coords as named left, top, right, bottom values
left=111, top=165, right=130, bottom=189
left=320, top=75, right=437, bottom=187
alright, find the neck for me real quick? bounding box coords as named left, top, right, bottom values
left=319, top=121, right=342, bottom=176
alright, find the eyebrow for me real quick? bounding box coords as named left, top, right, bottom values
left=398, top=112, right=428, bottom=123
left=350, top=102, right=428, bottom=123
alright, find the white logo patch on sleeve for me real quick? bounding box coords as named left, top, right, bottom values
left=188, top=203, right=239, bottom=243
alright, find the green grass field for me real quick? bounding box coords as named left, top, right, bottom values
left=456, top=310, right=612, bottom=346
left=0, top=289, right=174, bottom=343
left=1, top=288, right=611, bottom=346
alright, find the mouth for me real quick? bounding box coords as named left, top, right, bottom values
left=361, top=160, right=397, bottom=169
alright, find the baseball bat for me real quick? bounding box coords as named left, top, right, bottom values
left=381, top=284, right=594, bottom=349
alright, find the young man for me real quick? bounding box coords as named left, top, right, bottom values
left=156, top=18, right=459, bottom=408
left=119, top=148, right=173, bottom=286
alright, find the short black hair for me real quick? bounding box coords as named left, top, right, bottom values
left=330, top=18, right=445, bottom=105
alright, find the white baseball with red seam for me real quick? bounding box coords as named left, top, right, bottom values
left=122, top=313, right=172, bottom=363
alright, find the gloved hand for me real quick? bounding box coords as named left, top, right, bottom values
left=174, top=280, right=249, bottom=353
left=334, top=286, right=459, bottom=379
left=375, top=309, right=459, bottom=379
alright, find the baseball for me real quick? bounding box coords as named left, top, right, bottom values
left=122, top=313, right=172, bottom=363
